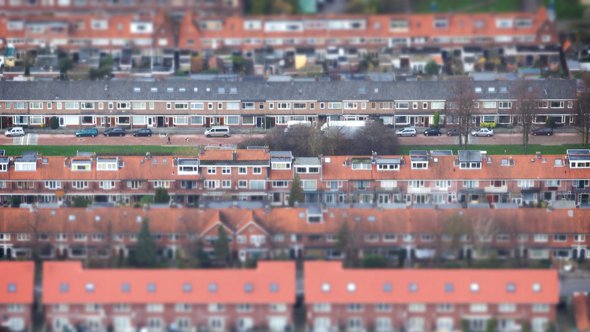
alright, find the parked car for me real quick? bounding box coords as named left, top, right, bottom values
left=4, top=127, right=25, bottom=137
left=133, top=128, right=152, bottom=137
left=204, top=126, right=231, bottom=137
left=446, top=128, right=460, bottom=136
left=531, top=127, right=553, bottom=136
left=395, top=127, right=417, bottom=137
left=471, top=128, right=494, bottom=137
left=75, top=128, right=98, bottom=137
left=423, top=127, right=442, bottom=136
left=103, top=127, right=126, bottom=137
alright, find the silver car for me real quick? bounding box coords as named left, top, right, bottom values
left=395, top=127, right=417, bottom=137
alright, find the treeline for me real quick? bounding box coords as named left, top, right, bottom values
left=240, top=122, right=399, bottom=157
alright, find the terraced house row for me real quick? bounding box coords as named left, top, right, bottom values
left=2, top=148, right=590, bottom=208
left=0, top=79, right=576, bottom=129
left=0, top=260, right=560, bottom=332
left=0, top=206, right=589, bottom=262
left=0, top=7, right=556, bottom=53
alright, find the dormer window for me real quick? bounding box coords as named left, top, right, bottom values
left=71, top=160, right=91, bottom=171
left=0, top=159, right=8, bottom=172
left=97, top=158, right=118, bottom=171
left=177, top=159, right=199, bottom=175
left=459, top=162, right=481, bottom=169
left=308, top=214, right=323, bottom=224
left=411, top=161, right=428, bottom=169
left=351, top=158, right=371, bottom=170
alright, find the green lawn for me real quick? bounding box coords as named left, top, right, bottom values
left=412, top=0, right=521, bottom=13
left=1, top=143, right=586, bottom=157
left=398, top=144, right=589, bottom=155
left=1, top=145, right=199, bottom=156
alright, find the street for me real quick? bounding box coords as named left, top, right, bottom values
left=397, top=132, right=582, bottom=146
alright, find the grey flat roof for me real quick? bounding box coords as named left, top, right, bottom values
left=375, top=157, right=401, bottom=164
left=0, top=79, right=577, bottom=101
left=294, top=157, right=321, bottom=166
left=458, top=150, right=483, bottom=162
left=178, top=158, right=199, bottom=166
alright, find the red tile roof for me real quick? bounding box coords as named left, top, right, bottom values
left=574, top=293, right=590, bottom=332
left=0, top=261, right=35, bottom=304
left=43, top=261, right=295, bottom=304
left=305, top=261, right=558, bottom=304
left=0, top=207, right=589, bottom=236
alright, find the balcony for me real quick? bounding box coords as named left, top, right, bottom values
left=484, top=185, right=508, bottom=193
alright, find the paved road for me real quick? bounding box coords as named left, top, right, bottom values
left=0, top=133, right=263, bottom=146
left=397, top=132, right=581, bottom=146
left=560, top=277, right=590, bottom=296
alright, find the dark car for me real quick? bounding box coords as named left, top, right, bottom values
left=424, top=127, right=442, bottom=136
left=531, top=127, right=553, bottom=136
left=133, top=128, right=152, bottom=137
left=75, top=128, right=98, bottom=137
left=103, top=127, right=126, bottom=137
left=447, top=128, right=460, bottom=136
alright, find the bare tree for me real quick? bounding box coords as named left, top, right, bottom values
left=471, top=215, right=498, bottom=260
left=513, top=80, right=540, bottom=153
left=577, top=74, right=590, bottom=145
left=448, top=78, right=477, bottom=146
left=440, top=213, right=471, bottom=261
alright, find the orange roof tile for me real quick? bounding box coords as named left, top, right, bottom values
left=305, top=261, right=558, bottom=304
left=43, top=261, right=295, bottom=304
left=574, top=293, right=590, bottom=332
left=0, top=261, right=35, bottom=304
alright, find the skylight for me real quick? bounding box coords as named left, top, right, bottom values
left=147, top=283, right=157, bottom=293
left=7, top=283, right=16, bottom=293
left=244, top=283, right=254, bottom=293
left=121, top=283, right=131, bottom=293
left=347, top=283, right=357, bottom=292
left=269, top=283, right=279, bottom=293
left=470, top=283, right=480, bottom=292
left=444, top=283, right=454, bottom=293
left=85, top=283, right=95, bottom=293
left=532, top=283, right=542, bottom=292
left=321, top=283, right=331, bottom=293
left=60, top=283, right=69, bottom=293
left=506, top=283, right=516, bottom=293
left=408, top=283, right=418, bottom=292
left=208, top=282, right=218, bottom=293
left=383, top=283, right=392, bottom=292
left=183, top=283, right=192, bottom=293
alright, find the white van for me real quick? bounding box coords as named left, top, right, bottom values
left=204, top=126, right=231, bottom=137
left=5, top=127, right=25, bottom=137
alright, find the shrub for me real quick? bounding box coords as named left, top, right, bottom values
left=480, top=122, right=497, bottom=129
left=50, top=116, right=59, bottom=129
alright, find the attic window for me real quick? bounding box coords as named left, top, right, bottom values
left=133, top=87, right=141, bottom=92
left=167, top=87, right=173, bottom=92
left=7, top=283, right=16, bottom=293
left=244, top=283, right=254, bottom=293
left=488, top=87, right=496, bottom=93
left=321, top=283, right=331, bottom=293
left=408, top=283, right=418, bottom=293
left=193, top=87, right=198, bottom=92
left=383, top=283, right=392, bottom=292
left=183, top=283, right=192, bottom=293
left=500, top=86, right=508, bottom=93
left=444, top=283, right=454, bottom=293
left=147, top=283, right=157, bottom=293
left=60, top=283, right=69, bottom=293
left=230, top=87, right=238, bottom=94
left=532, top=283, right=542, bottom=292
left=475, top=87, right=482, bottom=93
left=347, top=283, right=356, bottom=292
left=208, top=283, right=218, bottom=293
left=554, top=159, right=563, bottom=167
left=470, top=283, right=480, bottom=292
left=269, top=283, right=279, bottom=293
left=150, top=87, right=157, bottom=92
left=85, top=283, right=95, bottom=293
left=506, top=283, right=516, bottom=293
left=179, top=88, right=186, bottom=92
left=218, top=87, right=225, bottom=94
left=121, top=283, right=131, bottom=293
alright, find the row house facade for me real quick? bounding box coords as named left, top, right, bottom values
left=43, top=261, right=295, bottom=332
left=0, top=262, right=34, bottom=332
left=177, top=8, right=557, bottom=53
left=0, top=206, right=589, bottom=263
left=2, top=148, right=590, bottom=208
left=305, top=261, right=558, bottom=332
left=0, top=79, right=577, bottom=131
left=0, top=11, right=174, bottom=53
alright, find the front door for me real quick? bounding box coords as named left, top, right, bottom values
left=147, top=117, right=154, bottom=127
left=157, top=116, right=164, bottom=127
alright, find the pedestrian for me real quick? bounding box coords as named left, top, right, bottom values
left=185, top=137, right=189, bottom=143
left=167, top=135, right=171, bottom=144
